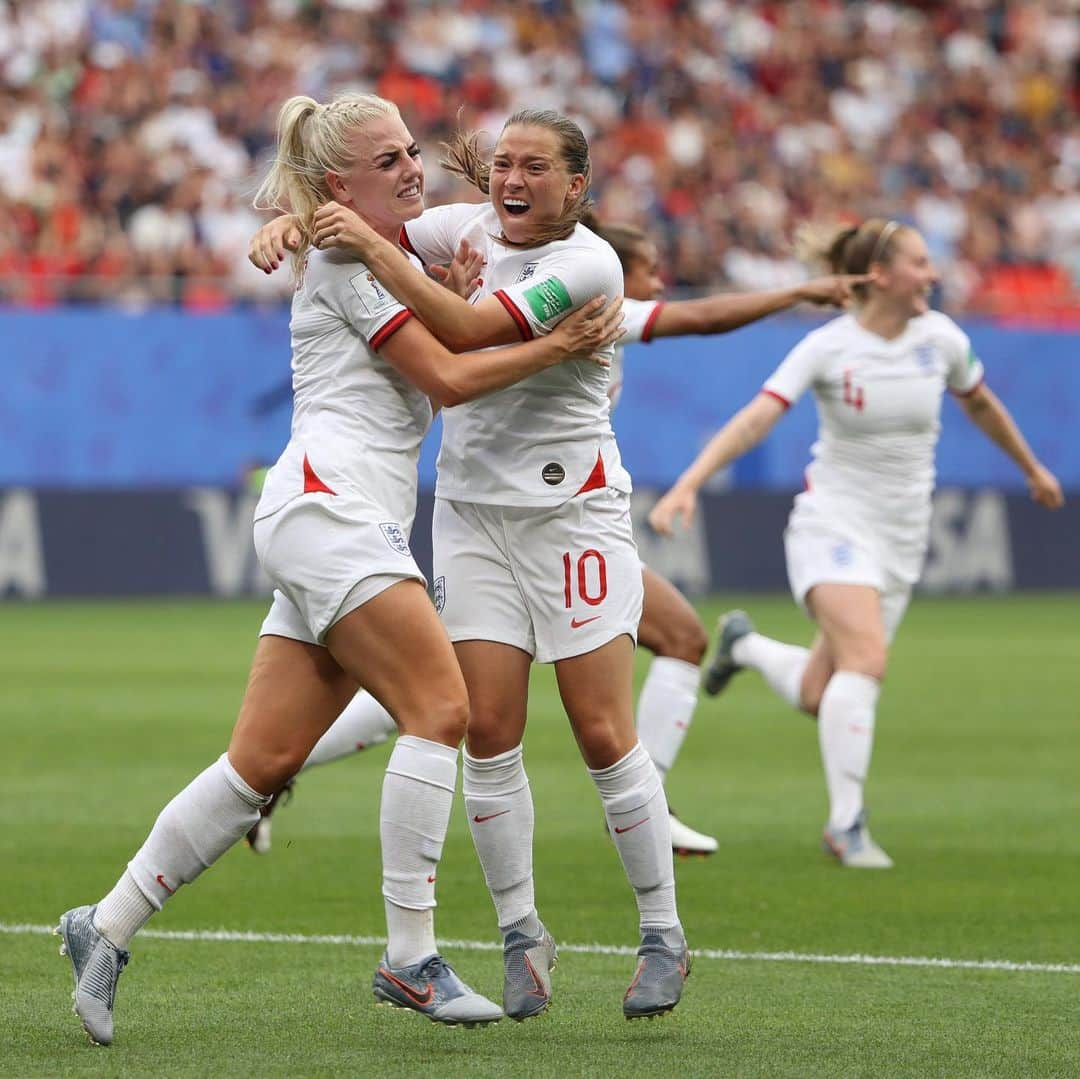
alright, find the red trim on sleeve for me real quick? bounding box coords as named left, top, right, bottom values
left=398, top=226, right=424, bottom=266
left=574, top=453, right=607, bottom=496
left=369, top=309, right=414, bottom=351
left=640, top=302, right=665, bottom=343
left=761, top=388, right=791, bottom=409
left=951, top=374, right=985, bottom=399
left=302, top=454, right=337, bottom=495
left=494, top=289, right=534, bottom=340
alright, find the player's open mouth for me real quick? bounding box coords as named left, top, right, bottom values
left=398, top=184, right=421, bottom=199
left=502, top=198, right=530, bottom=216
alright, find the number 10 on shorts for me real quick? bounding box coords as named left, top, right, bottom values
left=563, top=550, right=608, bottom=607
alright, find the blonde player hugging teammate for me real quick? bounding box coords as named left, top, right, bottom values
left=56, top=91, right=622, bottom=1044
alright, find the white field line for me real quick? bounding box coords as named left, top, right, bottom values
left=5, top=922, right=1079, bottom=976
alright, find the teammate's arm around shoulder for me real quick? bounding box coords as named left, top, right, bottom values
left=649, top=393, right=787, bottom=535
left=955, top=384, right=1064, bottom=509
left=378, top=296, right=622, bottom=408
left=647, top=275, right=872, bottom=339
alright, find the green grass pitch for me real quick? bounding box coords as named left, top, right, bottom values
left=1, top=593, right=1077, bottom=1077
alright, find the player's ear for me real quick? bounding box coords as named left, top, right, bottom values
left=325, top=171, right=348, bottom=202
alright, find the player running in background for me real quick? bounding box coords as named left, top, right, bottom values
left=649, top=218, right=1063, bottom=868
left=309, top=108, right=690, bottom=1021
left=55, top=91, right=621, bottom=1044
left=246, top=216, right=865, bottom=858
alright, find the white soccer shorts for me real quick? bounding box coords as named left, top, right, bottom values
left=433, top=489, right=643, bottom=663
left=254, top=492, right=425, bottom=645
left=784, top=521, right=912, bottom=642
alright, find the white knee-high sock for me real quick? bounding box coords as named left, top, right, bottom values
left=590, top=743, right=678, bottom=932
left=635, top=656, right=701, bottom=780
left=302, top=692, right=397, bottom=770
left=380, top=735, right=457, bottom=967
left=463, top=745, right=537, bottom=934
left=96, top=754, right=270, bottom=948
left=818, top=671, right=880, bottom=831
left=732, top=632, right=811, bottom=709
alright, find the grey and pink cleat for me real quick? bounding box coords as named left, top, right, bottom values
left=822, top=809, right=894, bottom=868
left=502, top=924, right=557, bottom=1020
left=372, top=953, right=503, bottom=1027
left=623, top=925, right=691, bottom=1019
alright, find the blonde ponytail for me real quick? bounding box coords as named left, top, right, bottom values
left=254, top=92, right=400, bottom=273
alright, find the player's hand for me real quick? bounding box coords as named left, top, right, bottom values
left=1027, top=463, right=1064, bottom=509
left=648, top=484, right=698, bottom=535
left=549, top=296, right=623, bottom=367
left=798, top=273, right=877, bottom=306
left=313, top=201, right=378, bottom=256
left=428, top=239, right=485, bottom=299
left=248, top=215, right=302, bottom=273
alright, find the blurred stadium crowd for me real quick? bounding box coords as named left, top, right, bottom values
left=0, top=0, right=1077, bottom=317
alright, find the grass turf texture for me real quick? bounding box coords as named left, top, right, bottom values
left=1, top=594, right=1077, bottom=1077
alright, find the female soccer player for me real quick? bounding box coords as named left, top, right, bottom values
left=245, top=219, right=865, bottom=860
left=649, top=219, right=1064, bottom=868
left=55, top=92, right=621, bottom=1045
left=310, top=109, right=690, bottom=1020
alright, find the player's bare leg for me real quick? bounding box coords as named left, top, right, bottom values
left=246, top=690, right=399, bottom=853
left=636, top=568, right=716, bottom=855
left=556, top=635, right=689, bottom=1018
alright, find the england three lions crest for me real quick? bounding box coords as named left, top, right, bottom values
left=379, top=522, right=411, bottom=556
left=433, top=576, right=446, bottom=614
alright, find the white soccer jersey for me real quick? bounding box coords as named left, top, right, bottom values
left=254, top=247, right=432, bottom=531
left=762, top=310, right=985, bottom=582
left=608, top=297, right=663, bottom=410
left=402, top=203, right=631, bottom=506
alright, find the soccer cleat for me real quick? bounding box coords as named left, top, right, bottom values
left=822, top=810, right=894, bottom=869
left=623, top=925, right=691, bottom=1020
left=702, top=609, right=754, bottom=696
left=502, top=925, right=557, bottom=1020
left=55, top=904, right=130, bottom=1046
left=372, top=953, right=503, bottom=1027
left=245, top=778, right=295, bottom=854
left=668, top=809, right=718, bottom=856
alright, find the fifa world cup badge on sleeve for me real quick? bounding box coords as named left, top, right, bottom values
left=379, top=522, right=411, bottom=556
left=523, top=277, right=573, bottom=322
left=350, top=271, right=398, bottom=318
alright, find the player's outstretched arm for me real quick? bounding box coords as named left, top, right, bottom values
left=313, top=201, right=517, bottom=350
left=649, top=393, right=786, bottom=535
left=956, top=384, right=1064, bottom=509
left=649, top=274, right=873, bottom=339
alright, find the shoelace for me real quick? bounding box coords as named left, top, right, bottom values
left=417, top=955, right=451, bottom=980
